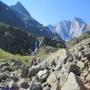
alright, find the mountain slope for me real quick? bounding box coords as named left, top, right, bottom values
left=0, top=1, right=63, bottom=42
left=0, top=22, right=66, bottom=55
left=0, top=1, right=25, bottom=29
left=0, top=22, right=36, bottom=55
left=10, top=1, right=63, bottom=41
left=55, top=20, right=71, bottom=40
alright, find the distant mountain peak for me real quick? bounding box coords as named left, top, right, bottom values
left=15, top=1, right=24, bottom=9
left=72, top=17, right=86, bottom=24
left=16, top=1, right=22, bottom=4
left=48, top=17, right=88, bottom=41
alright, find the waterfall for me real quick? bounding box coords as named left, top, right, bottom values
left=31, top=37, right=43, bottom=55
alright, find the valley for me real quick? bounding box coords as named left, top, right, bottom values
left=0, top=1, right=90, bottom=90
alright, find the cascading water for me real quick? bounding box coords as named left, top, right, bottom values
left=34, top=39, right=39, bottom=52
left=31, top=37, right=43, bottom=55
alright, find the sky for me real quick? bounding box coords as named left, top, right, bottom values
left=2, top=0, right=90, bottom=26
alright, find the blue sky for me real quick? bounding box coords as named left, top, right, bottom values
left=2, top=0, right=90, bottom=26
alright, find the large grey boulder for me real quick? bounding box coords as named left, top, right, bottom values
left=47, top=62, right=74, bottom=90
left=47, top=70, right=68, bottom=90
left=61, top=72, right=86, bottom=90
left=47, top=71, right=59, bottom=90
left=45, top=49, right=68, bottom=67
left=29, top=65, right=41, bottom=76
left=29, top=61, right=49, bottom=76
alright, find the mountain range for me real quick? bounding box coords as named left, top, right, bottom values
left=0, top=1, right=66, bottom=54
left=48, top=17, right=90, bottom=41
left=0, top=1, right=63, bottom=42
left=0, top=1, right=90, bottom=42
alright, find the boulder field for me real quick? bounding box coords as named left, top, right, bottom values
left=0, top=38, right=90, bottom=90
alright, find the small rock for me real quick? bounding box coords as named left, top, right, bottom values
left=21, top=67, right=29, bottom=78
left=70, top=64, right=81, bottom=76
left=37, top=69, right=49, bottom=83
left=83, top=70, right=88, bottom=77
left=77, top=61, right=85, bottom=70
left=0, top=62, right=9, bottom=68
left=86, top=74, right=90, bottom=82
left=21, top=81, right=29, bottom=89
left=42, top=83, right=51, bottom=90
left=30, top=82, right=42, bottom=90
left=29, top=64, right=41, bottom=76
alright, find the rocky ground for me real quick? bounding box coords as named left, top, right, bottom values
left=0, top=38, right=90, bottom=90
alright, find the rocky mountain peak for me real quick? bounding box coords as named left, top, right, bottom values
left=11, top=1, right=31, bottom=19
left=70, top=17, right=87, bottom=38
left=0, top=0, right=8, bottom=8
left=72, top=17, right=86, bottom=24
left=16, top=1, right=22, bottom=6
left=48, top=17, right=88, bottom=41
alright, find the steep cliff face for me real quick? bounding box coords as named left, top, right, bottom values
left=10, top=1, right=63, bottom=41
left=0, top=1, right=25, bottom=29
left=69, top=17, right=87, bottom=38
left=49, top=17, right=88, bottom=41
left=0, top=22, right=36, bottom=55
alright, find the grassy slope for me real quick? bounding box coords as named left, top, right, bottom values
left=0, top=45, right=59, bottom=63
left=66, top=32, right=90, bottom=48
left=0, top=48, right=34, bottom=61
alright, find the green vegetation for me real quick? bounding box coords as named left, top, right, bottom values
left=43, top=38, right=66, bottom=48
left=66, top=32, right=90, bottom=48
left=0, top=48, right=14, bottom=60
left=0, top=22, right=36, bottom=55
left=0, top=22, right=61, bottom=63
left=0, top=48, right=33, bottom=61
left=36, top=46, right=58, bottom=60
left=0, top=46, right=58, bottom=64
